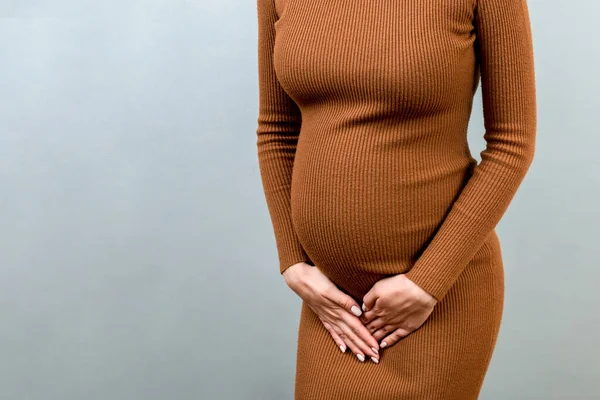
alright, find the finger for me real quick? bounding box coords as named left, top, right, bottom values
left=344, top=312, right=381, bottom=354
left=380, top=327, right=410, bottom=349
left=339, top=323, right=379, bottom=363
left=362, top=288, right=379, bottom=312
left=359, top=306, right=380, bottom=324
left=364, top=317, right=387, bottom=334
left=341, top=315, right=380, bottom=361
left=324, top=287, right=363, bottom=317
left=322, top=321, right=347, bottom=353
left=333, top=323, right=366, bottom=362
left=372, top=324, right=396, bottom=341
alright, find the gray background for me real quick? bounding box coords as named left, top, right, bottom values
left=0, top=0, right=598, bottom=399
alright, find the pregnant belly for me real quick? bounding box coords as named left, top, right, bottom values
left=289, top=139, right=473, bottom=278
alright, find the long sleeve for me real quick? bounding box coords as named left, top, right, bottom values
left=255, top=0, right=312, bottom=274
left=404, top=0, right=537, bottom=302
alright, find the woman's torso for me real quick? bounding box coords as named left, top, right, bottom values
left=274, top=0, right=483, bottom=278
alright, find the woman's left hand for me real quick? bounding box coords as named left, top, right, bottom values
left=359, top=274, right=438, bottom=349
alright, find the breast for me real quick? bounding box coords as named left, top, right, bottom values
left=273, top=0, right=478, bottom=117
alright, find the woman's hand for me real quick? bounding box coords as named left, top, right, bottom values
left=283, top=262, right=380, bottom=363
left=359, top=274, right=437, bottom=349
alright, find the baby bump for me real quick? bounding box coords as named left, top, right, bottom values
left=289, top=139, right=470, bottom=281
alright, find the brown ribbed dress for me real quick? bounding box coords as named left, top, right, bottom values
left=255, top=0, right=536, bottom=398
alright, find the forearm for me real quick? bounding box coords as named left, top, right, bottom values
left=404, top=0, right=537, bottom=301
left=256, top=0, right=312, bottom=274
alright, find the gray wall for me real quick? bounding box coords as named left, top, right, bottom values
left=0, top=1, right=597, bottom=399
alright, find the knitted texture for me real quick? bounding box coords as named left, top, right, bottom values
left=256, top=0, right=535, bottom=397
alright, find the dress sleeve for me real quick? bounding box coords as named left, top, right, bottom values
left=404, top=0, right=537, bottom=302
left=255, top=0, right=313, bottom=274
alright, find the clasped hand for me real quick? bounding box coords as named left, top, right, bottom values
left=283, top=262, right=438, bottom=364
left=359, top=273, right=437, bottom=350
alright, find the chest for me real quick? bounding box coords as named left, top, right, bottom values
left=272, top=0, right=479, bottom=111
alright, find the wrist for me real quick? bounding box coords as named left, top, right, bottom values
left=403, top=274, right=437, bottom=307
left=282, top=262, right=310, bottom=287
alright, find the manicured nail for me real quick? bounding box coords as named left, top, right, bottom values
left=356, top=353, right=365, bottom=362
left=339, top=345, right=346, bottom=353
left=371, top=347, right=379, bottom=354
left=381, top=341, right=387, bottom=348
left=361, top=303, right=367, bottom=312
left=351, top=305, right=362, bottom=316
left=371, top=356, right=379, bottom=364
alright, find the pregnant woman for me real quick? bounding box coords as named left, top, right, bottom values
left=255, top=0, right=536, bottom=398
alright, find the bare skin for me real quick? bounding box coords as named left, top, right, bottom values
left=283, top=262, right=438, bottom=363
left=283, top=262, right=380, bottom=363
left=360, top=274, right=438, bottom=349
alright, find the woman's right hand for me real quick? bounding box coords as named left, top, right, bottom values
left=283, top=262, right=380, bottom=363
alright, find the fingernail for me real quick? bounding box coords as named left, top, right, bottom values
left=356, top=353, right=365, bottom=362
left=371, top=356, right=379, bottom=364
left=371, top=347, right=379, bottom=354
left=381, top=341, right=387, bottom=348
left=351, top=305, right=362, bottom=316
left=339, top=345, right=346, bottom=353
left=361, top=303, right=367, bottom=312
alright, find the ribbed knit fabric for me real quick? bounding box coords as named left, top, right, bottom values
left=256, top=0, right=536, bottom=398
